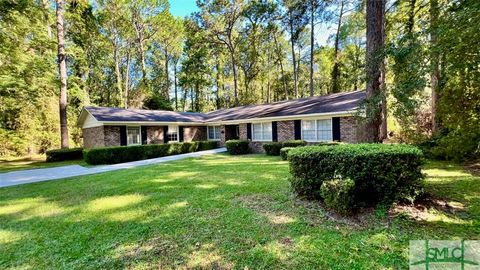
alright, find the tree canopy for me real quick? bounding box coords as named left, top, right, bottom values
left=0, top=0, right=478, bottom=160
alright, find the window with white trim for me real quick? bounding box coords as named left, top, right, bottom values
left=167, top=125, right=178, bottom=142
left=127, top=126, right=141, bottom=145
left=252, top=122, right=272, bottom=141
left=208, top=126, right=221, bottom=141
left=301, top=119, right=332, bottom=142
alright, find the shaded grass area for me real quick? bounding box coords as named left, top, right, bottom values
left=0, top=155, right=86, bottom=173
left=0, top=154, right=478, bottom=269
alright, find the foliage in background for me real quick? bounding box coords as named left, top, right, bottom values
left=0, top=0, right=478, bottom=160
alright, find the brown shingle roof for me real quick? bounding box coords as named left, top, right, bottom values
left=205, top=90, right=365, bottom=121
left=83, top=90, right=365, bottom=124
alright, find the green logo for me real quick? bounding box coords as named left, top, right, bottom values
left=410, top=240, right=480, bottom=270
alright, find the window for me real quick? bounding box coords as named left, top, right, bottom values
left=252, top=122, right=272, bottom=141
left=167, top=125, right=178, bottom=142
left=301, top=119, right=332, bottom=142
left=127, top=126, right=141, bottom=145
left=208, top=126, right=221, bottom=141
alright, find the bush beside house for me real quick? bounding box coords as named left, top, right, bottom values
left=263, top=140, right=307, bottom=156
left=288, top=144, right=424, bottom=213
left=225, top=140, right=250, bottom=155
left=46, top=148, right=84, bottom=162
left=83, top=141, right=217, bottom=165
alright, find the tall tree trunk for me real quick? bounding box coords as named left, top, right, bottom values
left=309, top=0, right=315, bottom=97
left=215, top=57, right=221, bottom=110
left=380, top=2, right=388, bottom=141
left=190, top=88, right=194, bottom=112
left=56, top=0, right=69, bottom=148
left=365, top=0, right=385, bottom=143
left=113, top=40, right=123, bottom=106
left=273, top=32, right=288, bottom=100
left=406, top=0, right=416, bottom=34
left=290, top=19, right=297, bottom=99
left=174, top=58, right=179, bottom=111
left=124, top=47, right=131, bottom=108
left=164, top=50, right=169, bottom=100
left=331, top=0, right=344, bottom=94
left=133, top=10, right=147, bottom=85
left=267, top=80, right=271, bottom=103
left=229, top=49, right=239, bottom=105
left=430, top=0, right=440, bottom=133
left=195, top=82, right=200, bottom=112
left=182, top=86, right=188, bottom=112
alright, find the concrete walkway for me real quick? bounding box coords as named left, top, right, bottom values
left=0, top=147, right=227, bottom=188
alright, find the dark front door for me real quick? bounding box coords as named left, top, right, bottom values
left=225, top=125, right=239, bottom=140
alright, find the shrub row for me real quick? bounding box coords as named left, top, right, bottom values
left=46, top=147, right=84, bottom=162
left=263, top=140, right=307, bottom=156
left=288, top=143, right=425, bottom=210
left=83, top=141, right=218, bottom=165
left=225, top=140, right=250, bottom=155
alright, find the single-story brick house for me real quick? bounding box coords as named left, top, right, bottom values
left=77, top=90, right=365, bottom=152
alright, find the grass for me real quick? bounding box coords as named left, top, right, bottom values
left=0, top=154, right=478, bottom=269
left=0, top=155, right=87, bottom=173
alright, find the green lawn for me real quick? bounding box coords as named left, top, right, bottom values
left=0, top=154, right=478, bottom=269
left=0, top=155, right=86, bottom=173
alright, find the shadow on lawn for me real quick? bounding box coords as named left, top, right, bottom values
left=0, top=157, right=479, bottom=269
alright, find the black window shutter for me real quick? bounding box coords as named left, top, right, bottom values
left=247, top=123, right=252, bottom=140
left=294, top=120, right=301, bottom=140
left=332, top=117, right=341, bottom=141
left=179, top=126, right=184, bottom=142
left=163, top=126, right=169, bottom=143
left=119, top=126, right=127, bottom=146
left=141, top=126, right=147, bottom=144
left=272, top=121, right=278, bottom=142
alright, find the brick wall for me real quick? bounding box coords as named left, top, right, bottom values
left=147, top=126, right=164, bottom=144
left=239, top=123, right=248, bottom=140
left=104, top=126, right=121, bottom=146
left=82, top=126, right=104, bottom=148
left=340, top=117, right=359, bottom=143
left=277, top=120, right=295, bottom=141
left=219, top=125, right=226, bottom=146
left=183, top=126, right=207, bottom=142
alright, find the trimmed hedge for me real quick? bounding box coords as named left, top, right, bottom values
left=263, top=140, right=307, bottom=156
left=46, top=147, right=84, bottom=162
left=320, top=178, right=355, bottom=215
left=225, top=140, right=250, bottom=155
left=282, top=140, right=307, bottom=148
left=288, top=144, right=424, bottom=204
left=280, top=147, right=294, bottom=160
left=263, top=142, right=283, bottom=156
left=83, top=141, right=217, bottom=165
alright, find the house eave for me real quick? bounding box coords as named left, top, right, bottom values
left=90, top=110, right=359, bottom=126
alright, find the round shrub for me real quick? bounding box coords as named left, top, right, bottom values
left=280, top=147, right=294, bottom=160
left=320, top=178, right=355, bottom=215
left=225, top=140, right=250, bottom=155
left=288, top=143, right=425, bottom=204
left=46, top=147, right=83, bottom=162
left=263, top=142, right=283, bottom=155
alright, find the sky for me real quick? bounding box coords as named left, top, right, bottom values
left=168, top=0, right=335, bottom=46
left=169, top=0, right=199, bottom=18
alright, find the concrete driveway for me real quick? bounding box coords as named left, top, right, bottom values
left=0, top=147, right=227, bottom=188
